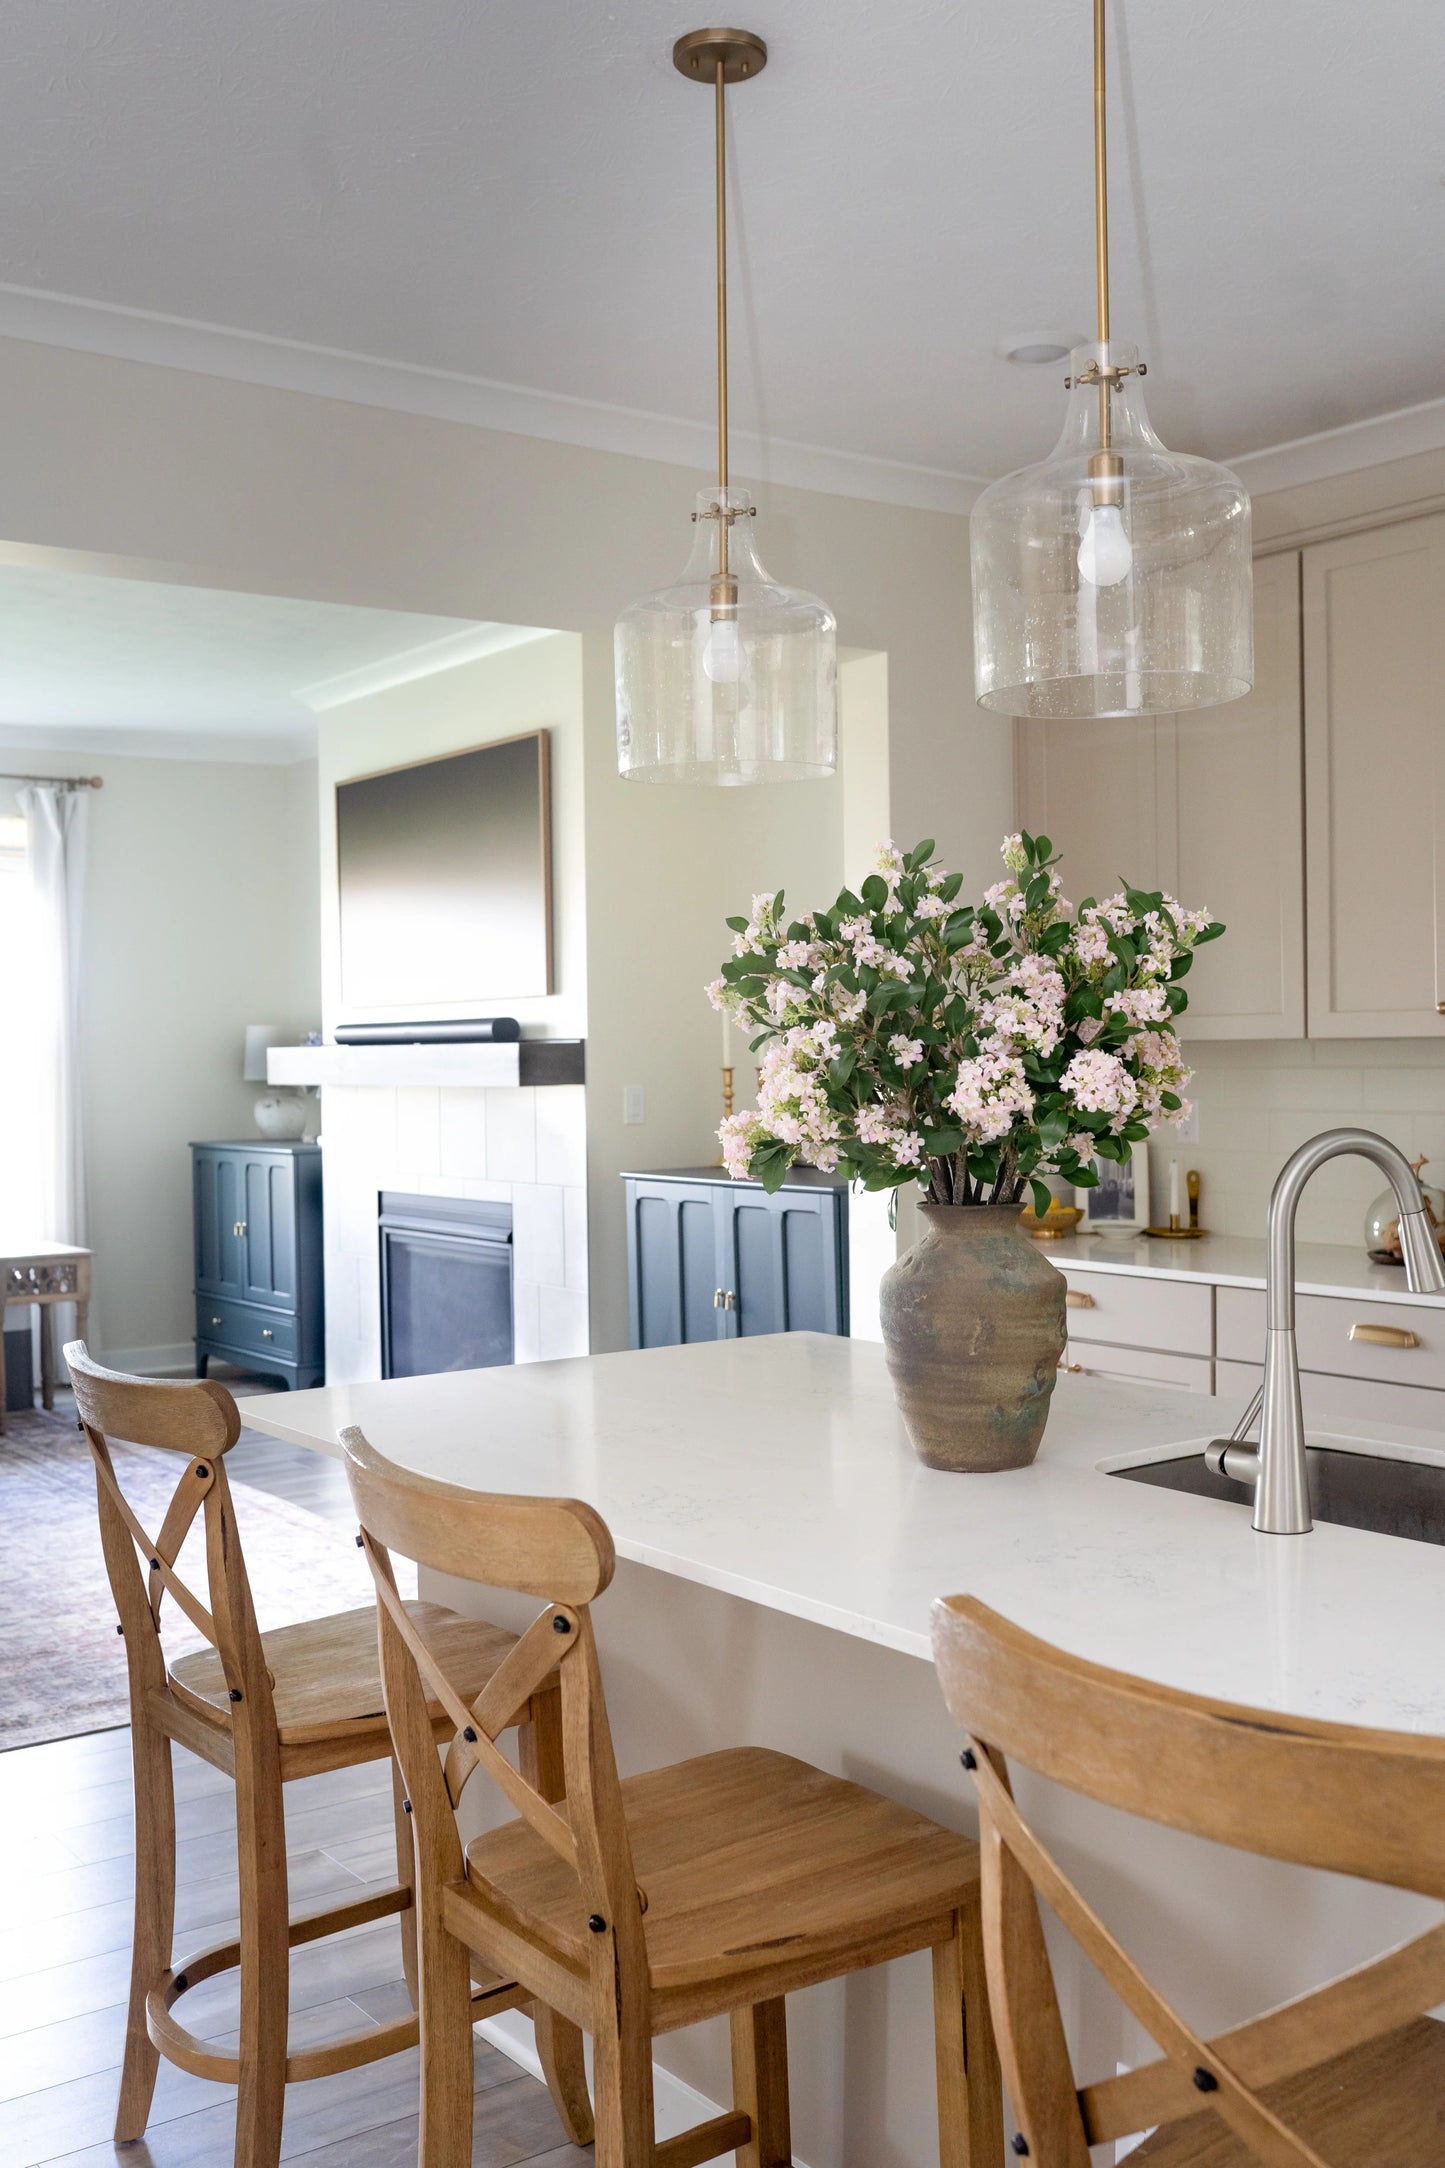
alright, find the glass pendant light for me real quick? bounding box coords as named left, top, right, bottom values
left=616, top=29, right=837, bottom=784
left=971, top=0, right=1253, bottom=719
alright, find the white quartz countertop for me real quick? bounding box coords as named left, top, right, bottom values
left=1043, top=1228, right=1440, bottom=1304
left=245, top=1336, right=1445, bottom=1736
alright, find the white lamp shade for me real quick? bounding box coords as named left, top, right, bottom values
left=243, top=1024, right=281, bottom=1083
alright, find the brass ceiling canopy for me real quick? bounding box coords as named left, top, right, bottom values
left=671, top=29, right=767, bottom=84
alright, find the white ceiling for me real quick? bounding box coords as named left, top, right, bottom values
left=0, top=567, right=505, bottom=759
left=0, top=2, right=1441, bottom=501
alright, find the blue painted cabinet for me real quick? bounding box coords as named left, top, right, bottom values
left=192, top=1142, right=324, bottom=1390
left=623, top=1166, right=848, bottom=1349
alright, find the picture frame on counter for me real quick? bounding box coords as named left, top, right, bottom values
left=1081, top=1144, right=1150, bottom=1234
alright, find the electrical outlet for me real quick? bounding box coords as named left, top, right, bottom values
left=1173, top=1099, right=1200, bottom=1144
left=623, top=1085, right=646, bottom=1126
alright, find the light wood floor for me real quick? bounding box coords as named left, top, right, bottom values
left=1, top=1416, right=590, bottom=2168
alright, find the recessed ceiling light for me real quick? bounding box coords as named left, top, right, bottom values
left=997, top=332, right=1083, bottom=366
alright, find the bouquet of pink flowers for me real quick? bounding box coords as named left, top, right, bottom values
left=708, top=833, right=1222, bottom=1212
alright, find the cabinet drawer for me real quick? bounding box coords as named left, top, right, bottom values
left=197, top=1296, right=297, bottom=1360
left=1215, top=1356, right=1445, bottom=1432
left=1060, top=1269, right=1213, bottom=1357
left=1217, top=1285, right=1445, bottom=1390
left=1062, top=1340, right=1213, bottom=1394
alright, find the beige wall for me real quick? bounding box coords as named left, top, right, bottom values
left=1, top=747, right=320, bottom=1363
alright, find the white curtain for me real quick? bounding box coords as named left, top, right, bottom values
left=13, top=786, right=89, bottom=1268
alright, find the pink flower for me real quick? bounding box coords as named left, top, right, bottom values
left=1060, top=1049, right=1138, bottom=1128
left=946, top=1053, right=1034, bottom=1143
left=888, top=1035, right=924, bottom=1068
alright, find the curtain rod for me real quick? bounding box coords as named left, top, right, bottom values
left=0, top=771, right=103, bottom=789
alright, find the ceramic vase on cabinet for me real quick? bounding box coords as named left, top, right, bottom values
left=879, top=1203, right=1066, bottom=1471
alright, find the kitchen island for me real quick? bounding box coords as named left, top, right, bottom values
left=247, top=1334, right=1445, bottom=2166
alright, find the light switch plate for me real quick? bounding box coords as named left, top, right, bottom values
left=1173, top=1099, right=1200, bottom=1144
left=623, top=1085, right=645, bottom=1126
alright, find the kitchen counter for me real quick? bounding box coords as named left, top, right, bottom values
left=1040, top=1227, right=1441, bottom=1304
left=246, top=1338, right=1445, bottom=2164
left=250, top=1332, right=1444, bottom=1731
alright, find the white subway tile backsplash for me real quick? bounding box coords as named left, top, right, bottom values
left=512, top=1280, right=543, bottom=1364
left=1159, top=1040, right=1445, bottom=1246
left=485, top=1087, right=537, bottom=1182
left=438, top=1088, right=488, bottom=1177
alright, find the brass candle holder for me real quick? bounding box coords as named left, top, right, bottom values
left=1143, top=1168, right=1208, bottom=1239
left=714, top=1063, right=736, bottom=1166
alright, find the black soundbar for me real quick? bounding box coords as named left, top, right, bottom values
left=335, top=1018, right=521, bottom=1045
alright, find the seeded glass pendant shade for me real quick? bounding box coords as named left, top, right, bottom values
left=971, top=2, right=1252, bottom=718
left=615, top=30, right=838, bottom=783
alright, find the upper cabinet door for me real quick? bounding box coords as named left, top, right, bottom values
left=1162, top=551, right=1305, bottom=1040
left=1304, top=514, right=1445, bottom=1036
left=1014, top=711, right=1164, bottom=907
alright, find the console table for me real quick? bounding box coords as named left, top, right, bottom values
left=0, top=1240, right=92, bottom=1433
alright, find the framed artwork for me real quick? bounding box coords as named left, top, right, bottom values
left=1081, top=1144, right=1150, bottom=1234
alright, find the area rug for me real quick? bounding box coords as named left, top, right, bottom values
left=0, top=1404, right=408, bottom=1751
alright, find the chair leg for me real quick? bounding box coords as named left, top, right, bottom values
left=731, top=1998, right=792, bottom=2168
left=114, top=1717, right=176, bottom=2142
left=233, top=1762, right=290, bottom=2168
left=519, top=1698, right=595, bottom=2146
left=934, top=1893, right=1005, bottom=2167
left=391, top=1756, right=420, bottom=2008
left=417, top=1904, right=477, bottom=2168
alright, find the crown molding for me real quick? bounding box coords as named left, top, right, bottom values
left=0, top=719, right=315, bottom=765
left=0, top=282, right=982, bottom=517
left=296, top=621, right=558, bottom=711
left=0, top=281, right=1440, bottom=517
left=1227, top=393, right=1445, bottom=497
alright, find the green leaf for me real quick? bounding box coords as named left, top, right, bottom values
left=1035, top=834, right=1052, bottom=862
left=1024, top=872, right=1049, bottom=913
left=922, top=1127, right=964, bottom=1156
left=1165, top=984, right=1188, bottom=1014
left=1160, top=1091, right=1181, bottom=1112
left=905, top=838, right=936, bottom=872
left=1196, top=920, right=1226, bottom=945
left=860, top=873, right=888, bottom=910
left=725, top=915, right=748, bottom=934
left=1030, top=1178, right=1054, bottom=1219
left=1169, top=951, right=1194, bottom=980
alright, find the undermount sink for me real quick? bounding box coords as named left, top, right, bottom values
left=1108, top=1439, right=1445, bottom=1547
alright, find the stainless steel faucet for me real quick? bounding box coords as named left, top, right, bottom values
left=1206, top=1128, right=1445, bottom=1533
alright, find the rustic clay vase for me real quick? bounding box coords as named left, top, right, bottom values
left=879, top=1203, right=1067, bottom=1472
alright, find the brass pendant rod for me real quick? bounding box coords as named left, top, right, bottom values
left=714, top=57, right=730, bottom=579
left=1092, top=0, right=1112, bottom=454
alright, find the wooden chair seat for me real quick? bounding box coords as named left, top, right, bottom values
left=1130, top=2017, right=1445, bottom=2167
left=461, top=1743, right=978, bottom=2026
left=169, top=1599, right=521, bottom=1752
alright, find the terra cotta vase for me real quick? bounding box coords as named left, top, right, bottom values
left=879, top=1202, right=1066, bottom=1472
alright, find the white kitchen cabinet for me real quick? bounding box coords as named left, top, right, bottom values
left=1157, top=551, right=1305, bottom=1038
left=1215, top=1356, right=1445, bottom=1433
left=1016, top=551, right=1305, bottom=1039
left=1302, top=512, right=1445, bottom=1036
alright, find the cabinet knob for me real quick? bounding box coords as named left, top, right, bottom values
left=211, top=1316, right=222, bottom=1328
left=261, top=1327, right=274, bottom=1340
left=1065, top=1289, right=1095, bottom=1309
left=1058, top=1359, right=1084, bottom=1373
left=1348, top=1320, right=1418, bottom=1349
left=713, top=1288, right=725, bottom=1309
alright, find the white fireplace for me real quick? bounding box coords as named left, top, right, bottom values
left=292, top=1064, right=588, bottom=1384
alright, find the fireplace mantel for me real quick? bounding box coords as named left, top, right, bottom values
left=267, top=1040, right=585, bottom=1091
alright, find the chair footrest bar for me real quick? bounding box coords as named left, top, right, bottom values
left=654, top=2111, right=753, bottom=2168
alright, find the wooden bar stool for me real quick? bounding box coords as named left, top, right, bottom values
left=932, top=1593, right=1445, bottom=2166
left=341, top=1421, right=1005, bottom=2168
left=67, top=1347, right=592, bottom=2168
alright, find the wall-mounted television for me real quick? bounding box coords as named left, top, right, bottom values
left=336, top=731, right=553, bottom=1011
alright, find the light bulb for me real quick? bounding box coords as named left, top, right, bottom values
left=700, top=613, right=744, bottom=683
left=1077, top=501, right=1133, bottom=587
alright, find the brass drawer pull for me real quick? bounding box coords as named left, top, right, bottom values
left=1065, top=1289, right=1095, bottom=1309
left=713, top=1288, right=725, bottom=1309
left=1349, top=1321, right=1419, bottom=1350
left=1058, top=1359, right=1084, bottom=1373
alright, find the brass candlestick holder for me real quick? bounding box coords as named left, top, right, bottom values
left=713, top=1063, right=735, bottom=1166
left=1143, top=1167, right=1208, bottom=1239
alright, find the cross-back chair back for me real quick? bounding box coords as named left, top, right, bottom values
left=932, top=1593, right=1445, bottom=2168
left=341, top=1423, right=645, bottom=1997
left=67, top=1346, right=277, bottom=1744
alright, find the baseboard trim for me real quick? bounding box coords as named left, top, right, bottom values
left=95, top=1342, right=194, bottom=1377
left=476, top=2009, right=815, bottom=2158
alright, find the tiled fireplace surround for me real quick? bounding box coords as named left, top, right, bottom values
left=318, top=1081, right=588, bottom=1383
